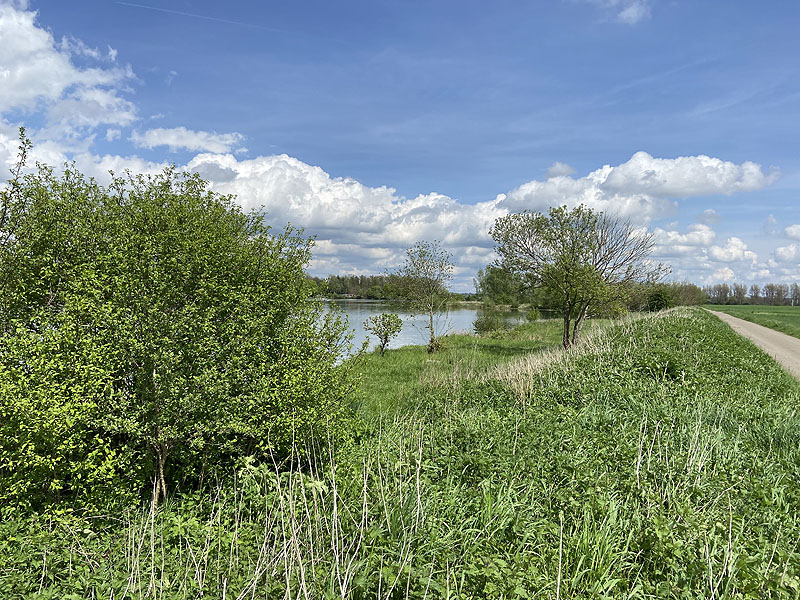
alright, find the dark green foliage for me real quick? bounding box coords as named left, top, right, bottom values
left=317, top=273, right=405, bottom=299
left=0, top=159, right=354, bottom=513
left=474, top=264, right=533, bottom=307
left=472, top=309, right=508, bottom=334
left=646, top=286, right=675, bottom=311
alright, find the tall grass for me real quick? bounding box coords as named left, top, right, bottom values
left=4, top=308, right=800, bottom=598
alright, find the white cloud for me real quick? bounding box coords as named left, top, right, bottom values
left=131, top=127, right=244, bottom=153
left=709, top=237, right=758, bottom=263
left=652, top=223, right=715, bottom=256
left=502, top=151, right=775, bottom=224
left=105, top=128, right=120, bottom=142
left=616, top=0, right=650, bottom=24
left=583, top=0, right=652, bottom=24
left=695, top=208, right=721, bottom=225
left=186, top=153, right=505, bottom=253
left=0, top=3, right=134, bottom=127
left=546, top=161, right=575, bottom=178
left=785, top=224, right=800, bottom=240
left=709, top=266, right=735, bottom=282
left=775, top=244, right=800, bottom=263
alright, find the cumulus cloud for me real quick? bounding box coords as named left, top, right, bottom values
left=186, top=153, right=505, bottom=253
left=785, top=224, right=800, bottom=240
left=775, top=244, right=800, bottom=263
left=708, top=237, right=758, bottom=263
left=709, top=266, right=735, bottom=282
left=131, top=127, right=244, bottom=153
left=0, top=3, right=134, bottom=127
left=652, top=223, right=715, bottom=256
left=546, top=161, right=576, bottom=178
left=502, top=151, right=776, bottom=224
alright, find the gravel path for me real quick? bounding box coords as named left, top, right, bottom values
left=711, top=310, right=800, bottom=379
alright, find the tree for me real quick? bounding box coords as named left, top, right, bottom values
left=395, top=241, right=454, bottom=353
left=749, top=284, right=761, bottom=304
left=0, top=148, right=354, bottom=510
left=363, top=313, right=403, bottom=356
left=491, top=205, right=664, bottom=348
left=474, top=264, right=531, bottom=307
left=732, top=283, right=747, bottom=305
left=777, top=284, right=789, bottom=306
left=792, top=283, right=800, bottom=307
left=763, top=283, right=778, bottom=305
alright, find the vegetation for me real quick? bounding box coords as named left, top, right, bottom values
left=704, top=282, right=800, bottom=306
left=394, top=240, right=454, bottom=353
left=0, top=149, right=354, bottom=513
left=364, top=312, right=403, bottom=355
left=707, top=304, right=800, bottom=339
left=6, top=309, right=800, bottom=597
left=313, top=273, right=404, bottom=299
left=491, top=204, right=664, bottom=348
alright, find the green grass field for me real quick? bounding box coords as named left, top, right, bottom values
left=706, top=304, right=800, bottom=339
left=5, top=308, right=800, bottom=597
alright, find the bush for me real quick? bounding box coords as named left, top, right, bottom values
left=473, top=310, right=508, bottom=334
left=363, top=313, right=403, bottom=355
left=0, top=155, right=355, bottom=513
left=526, top=307, right=540, bottom=321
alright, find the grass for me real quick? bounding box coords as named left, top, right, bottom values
left=4, top=308, right=800, bottom=598
left=706, top=304, right=800, bottom=339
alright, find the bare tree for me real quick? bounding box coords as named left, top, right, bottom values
left=395, top=241, right=453, bottom=353
left=491, top=204, right=666, bottom=348
left=792, top=283, right=800, bottom=307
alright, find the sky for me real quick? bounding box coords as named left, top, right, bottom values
left=1, top=0, right=799, bottom=290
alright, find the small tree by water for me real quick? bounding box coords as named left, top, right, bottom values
left=363, top=313, right=403, bottom=355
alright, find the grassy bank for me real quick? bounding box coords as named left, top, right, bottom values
left=4, top=308, right=800, bottom=598
left=707, top=304, right=800, bottom=339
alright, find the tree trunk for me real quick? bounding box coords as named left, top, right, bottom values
left=427, top=306, right=437, bottom=353
left=152, top=443, right=169, bottom=506
left=562, top=315, right=571, bottom=349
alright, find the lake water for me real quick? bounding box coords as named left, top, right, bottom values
left=326, top=299, right=527, bottom=351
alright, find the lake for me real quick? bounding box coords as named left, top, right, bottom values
left=326, top=299, right=528, bottom=351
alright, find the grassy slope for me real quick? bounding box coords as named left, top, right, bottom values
left=4, top=309, right=800, bottom=598
left=707, top=304, right=800, bottom=339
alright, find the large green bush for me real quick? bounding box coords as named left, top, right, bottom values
left=0, top=152, right=355, bottom=513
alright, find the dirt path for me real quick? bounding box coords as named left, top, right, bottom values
left=710, top=310, right=800, bottom=379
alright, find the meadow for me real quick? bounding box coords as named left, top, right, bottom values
left=4, top=307, right=800, bottom=598
left=706, top=304, right=800, bottom=339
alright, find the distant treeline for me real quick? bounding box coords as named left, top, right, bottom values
left=703, top=282, right=800, bottom=305
left=308, top=274, right=402, bottom=299
left=309, top=274, right=479, bottom=301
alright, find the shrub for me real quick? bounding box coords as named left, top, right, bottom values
left=363, top=313, right=403, bottom=355
left=0, top=156, right=355, bottom=512
left=473, top=310, right=508, bottom=334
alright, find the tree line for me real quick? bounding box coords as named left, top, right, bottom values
left=703, top=282, right=800, bottom=305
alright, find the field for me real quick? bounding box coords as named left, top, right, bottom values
left=4, top=308, right=800, bottom=597
left=706, top=304, right=800, bottom=339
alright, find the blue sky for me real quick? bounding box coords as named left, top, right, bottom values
left=1, top=0, right=799, bottom=289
